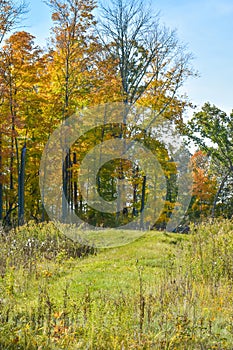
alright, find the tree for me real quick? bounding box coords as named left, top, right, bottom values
left=0, top=0, right=28, bottom=221
left=185, top=103, right=233, bottom=218
left=0, top=0, right=195, bottom=228
left=95, top=0, right=194, bottom=225
left=0, top=31, right=43, bottom=225
left=0, top=0, right=28, bottom=45
left=97, top=0, right=194, bottom=110
left=190, top=150, right=217, bottom=220
left=44, top=0, right=98, bottom=221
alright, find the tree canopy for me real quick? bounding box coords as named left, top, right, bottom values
left=0, top=0, right=231, bottom=229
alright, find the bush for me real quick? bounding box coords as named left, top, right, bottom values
left=184, top=219, right=233, bottom=283
left=0, top=221, right=96, bottom=276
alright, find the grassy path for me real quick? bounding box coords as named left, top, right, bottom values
left=0, top=222, right=233, bottom=349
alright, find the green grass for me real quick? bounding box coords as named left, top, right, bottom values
left=66, top=227, right=150, bottom=248
left=0, top=220, right=233, bottom=349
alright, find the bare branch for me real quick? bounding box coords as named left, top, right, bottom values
left=0, top=0, right=28, bottom=45
left=96, top=0, right=195, bottom=106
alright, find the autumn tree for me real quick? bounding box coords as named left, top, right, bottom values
left=0, top=31, right=43, bottom=225
left=97, top=0, right=193, bottom=110
left=0, top=1, right=196, bottom=229
left=43, top=0, right=100, bottom=221
left=0, top=0, right=28, bottom=221
left=0, top=0, right=28, bottom=45
left=190, top=150, right=217, bottom=220
left=93, top=0, right=195, bottom=225
left=185, top=103, right=233, bottom=218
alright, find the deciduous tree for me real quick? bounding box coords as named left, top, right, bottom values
left=185, top=103, right=233, bottom=218
left=0, top=31, right=43, bottom=224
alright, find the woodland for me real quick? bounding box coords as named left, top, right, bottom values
left=0, top=1, right=233, bottom=349
left=0, top=0, right=232, bottom=230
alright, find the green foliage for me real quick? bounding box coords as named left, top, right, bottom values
left=185, top=103, right=233, bottom=218
left=184, top=219, right=233, bottom=283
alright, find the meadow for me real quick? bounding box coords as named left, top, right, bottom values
left=0, top=220, right=233, bottom=349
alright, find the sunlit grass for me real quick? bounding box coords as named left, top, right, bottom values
left=0, top=220, right=233, bottom=349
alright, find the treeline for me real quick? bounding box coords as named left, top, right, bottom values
left=0, top=0, right=232, bottom=229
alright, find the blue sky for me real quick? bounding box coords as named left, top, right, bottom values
left=23, top=0, right=233, bottom=115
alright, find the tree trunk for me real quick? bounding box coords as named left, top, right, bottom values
left=18, top=143, right=26, bottom=226
left=132, top=165, right=139, bottom=217
left=211, top=172, right=230, bottom=219
left=0, top=132, right=2, bottom=220
left=140, top=175, right=146, bottom=229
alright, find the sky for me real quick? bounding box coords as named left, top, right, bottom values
left=22, top=0, right=233, bottom=115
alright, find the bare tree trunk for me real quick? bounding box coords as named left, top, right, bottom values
left=62, top=52, right=70, bottom=222
left=73, top=152, right=78, bottom=210
left=211, top=172, right=230, bottom=219
left=132, top=165, right=139, bottom=217
left=0, top=132, right=2, bottom=220
left=9, top=79, right=20, bottom=225
left=140, top=175, right=146, bottom=229
left=18, top=143, right=26, bottom=226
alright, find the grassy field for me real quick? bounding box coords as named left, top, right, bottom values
left=0, top=220, right=233, bottom=349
